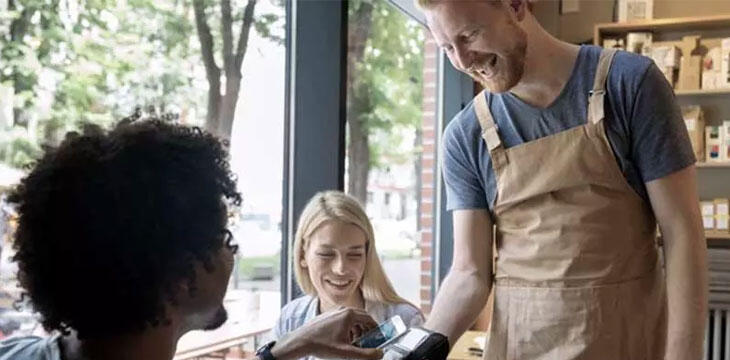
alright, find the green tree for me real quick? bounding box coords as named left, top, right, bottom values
left=347, top=0, right=425, bottom=204
left=1, top=0, right=70, bottom=167
left=0, top=0, right=283, bottom=168
left=193, top=0, right=283, bottom=139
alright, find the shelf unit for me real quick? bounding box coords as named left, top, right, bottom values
left=676, top=88, right=730, bottom=96
left=594, top=15, right=730, bottom=46
left=698, top=162, right=730, bottom=168
left=707, top=230, right=730, bottom=240
left=593, top=13, right=730, bottom=157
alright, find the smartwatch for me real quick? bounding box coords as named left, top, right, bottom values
left=256, top=341, right=277, bottom=360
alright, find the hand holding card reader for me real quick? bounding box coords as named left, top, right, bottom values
left=353, top=316, right=450, bottom=360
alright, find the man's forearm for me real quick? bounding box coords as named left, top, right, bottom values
left=663, top=227, right=708, bottom=360
left=424, top=268, right=491, bottom=344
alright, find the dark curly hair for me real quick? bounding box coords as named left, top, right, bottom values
left=9, top=116, right=241, bottom=339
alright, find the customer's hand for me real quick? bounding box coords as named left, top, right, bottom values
left=271, top=307, right=383, bottom=360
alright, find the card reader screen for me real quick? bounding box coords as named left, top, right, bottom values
left=354, top=320, right=400, bottom=348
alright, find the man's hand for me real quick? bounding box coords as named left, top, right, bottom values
left=271, top=307, right=384, bottom=360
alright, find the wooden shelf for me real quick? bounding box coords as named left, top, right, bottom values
left=698, top=162, right=730, bottom=168
left=676, top=88, right=730, bottom=96
left=594, top=14, right=730, bottom=45
left=707, top=230, right=730, bottom=240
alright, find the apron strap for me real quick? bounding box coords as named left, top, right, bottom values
left=588, top=48, right=618, bottom=124
left=474, top=90, right=508, bottom=169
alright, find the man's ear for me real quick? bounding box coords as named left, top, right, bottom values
left=508, top=0, right=528, bottom=22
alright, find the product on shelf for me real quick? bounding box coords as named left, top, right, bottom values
left=651, top=45, right=680, bottom=86
left=720, top=120, right=730, bottom=162
left=703, top=201, right=716, bottom=230
left=703, top=46, right=723, bottom=90
left=678, top=36, right=702, bottom=91
left=716, top=199, right=730, bottom=231
left=626, top=32, right=653, bottom=55
left=722, top=38, right=730, bottom=88
left=603, top=38, right=626, bottom=51
left=682, top=106, right=705, bottom=162
left=706, top=126, right=723, bottom=162
left=618, top=0, right=653, bottom=22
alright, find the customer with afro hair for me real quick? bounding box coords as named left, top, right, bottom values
left=0, top=115, right=383, bottom=360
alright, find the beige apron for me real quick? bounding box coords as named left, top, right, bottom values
left=476, top=49, right=667, bottom=360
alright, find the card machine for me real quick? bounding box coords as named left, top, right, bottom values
left=382, top=328, right=450, bottom=360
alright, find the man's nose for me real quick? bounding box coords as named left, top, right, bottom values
left=453, top=45, right=473, bottom=71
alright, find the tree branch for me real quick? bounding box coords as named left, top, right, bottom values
left=234, top=0, right=257, bottom=72
left=192, top=0, right=221, bottom=85
left=221, top=0, right=234, bottom=74
left=193, top=0, right=222, bottom=131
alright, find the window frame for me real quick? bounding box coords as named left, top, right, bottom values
left=282, top=0, right=474, bottom=305
left=282, top=0, right=348, bottom=304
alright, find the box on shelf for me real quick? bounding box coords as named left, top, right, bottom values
left=659, top=67, right=677, bottom=87
left=703, top=201, right=716, bottom=230
left=716, top=199, right=730, bottom=231
left=626, top=32, right=652, bottom=55
left=603, top=38, right=626, bottom=51
left=706, top=126, right=723, bottom=162
left=702, top=46, right=723, bottom=90
left=652, top=45, right=680, bottom=68
left=651, top=45, right=680, bottom=86
left=722, top=38, right=730, bottom=88
left=720, top=120, right=730, bottom=162
left=618, top=0, right=653, bottom=22
left=678, top=36, right=702, bottom=91
left=682, top=106, right=705, bottom=162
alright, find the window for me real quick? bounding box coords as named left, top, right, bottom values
left=345, top=0, right=438, bottom=309
left=0, top=0, right=286, bottom=353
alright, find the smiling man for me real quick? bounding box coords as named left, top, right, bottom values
left=411, top=0, right=708, bottom=359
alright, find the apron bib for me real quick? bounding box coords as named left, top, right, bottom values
left=476, top=49, right=667, bottom=360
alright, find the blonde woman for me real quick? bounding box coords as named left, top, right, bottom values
left=273, top=191, right=424, bottom=346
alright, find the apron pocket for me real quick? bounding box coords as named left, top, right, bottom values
left=506, top=286, right=607, bottom=360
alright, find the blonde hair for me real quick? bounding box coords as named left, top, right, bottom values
left=294, top=190, right=409, bottom=305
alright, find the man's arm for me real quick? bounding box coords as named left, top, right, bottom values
left=646, top=165, right=708, bottom=360
left=423, top=209, right=493, bottom=344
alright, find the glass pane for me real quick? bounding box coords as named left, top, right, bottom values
left=0, top=0, right=285, bottom=352
left=345, top=0, right=437, bottom=310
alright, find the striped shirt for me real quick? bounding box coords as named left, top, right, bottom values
left=0, top=335, right=61, bottom=360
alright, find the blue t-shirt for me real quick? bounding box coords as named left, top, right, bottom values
left=443, top=45, right=696, bottom=213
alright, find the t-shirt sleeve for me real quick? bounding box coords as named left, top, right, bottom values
left=628, top=63, right=696, bottom=182
left=442, top=111, right=488, bottom=211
